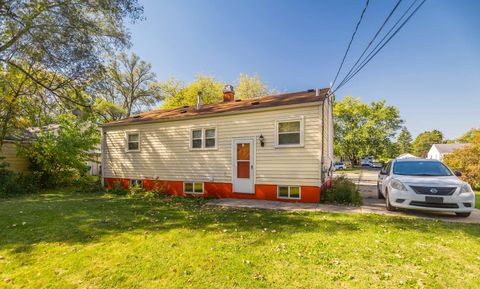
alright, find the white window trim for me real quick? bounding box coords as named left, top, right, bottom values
left=183, top=181, right=204, bottom=194
left=274, top=116, right=305, bottom=148
left=189, top=127, right=218, bottom=150
left=277, top=185, right=301, bottom=200
left=125, top=130, right=141, bottom=152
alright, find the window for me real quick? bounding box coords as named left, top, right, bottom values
left=205, top=128, right=216, bottom=148
left=190, top=127, right=216, bottom=150
left=184, top=182, right=204, bottom=194
left=192, top=129, right=202, bottom=149
left=126, top=132, right=140, bottom=151
left=393, top=161, right=453, bottom=177
left=277, top=186, right=301, bottom=199
left=276, top=118, right=303, bottom=147
left=130, top=179, right=142, bottom=188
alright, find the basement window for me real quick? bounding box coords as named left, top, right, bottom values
left=184, top=182, right=204, bottom=194
left=130, top=179, right=142, bottom=188
left=277, top=186, right=301, bottom=200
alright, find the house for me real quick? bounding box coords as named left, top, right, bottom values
left=396, top=153, right=417, bottom=159
left=0, top=140, right=29, bottom=173
left=427, top=143, right=469, bottom=160
left=101, top=85, right=334, bottom=203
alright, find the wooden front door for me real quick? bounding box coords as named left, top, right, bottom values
left=233, top=139, right=254, bottom=193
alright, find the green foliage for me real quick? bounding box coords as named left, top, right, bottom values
left=161, top=75, right=224, bottom=109
left=321, top=176, right=362, bottom=205
left=0, top=160, right=38, bottom=198
left=107, top=181, right=129, bottom=195
left=457, top=128, right=480, bottom=143
left=19, top=114, right=100, bottom=188
left=95, top=53, right=163, bottom=120
left=235, top=73, right=277, bottom=99
left=412, top=130, right=443, bottom=157
left=396, top=127, right=413, bottom=154
left=73, top=176, right=105, bottom=194
left=333, top=96, right=402, bottom=165
left=160, top=74, right=275, bottom=109
left=443, top=131, right=480, bottom=189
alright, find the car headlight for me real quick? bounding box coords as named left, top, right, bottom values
left=390, top=180, right=407, bottom=191
left=460, top=184, right=473, bottom=194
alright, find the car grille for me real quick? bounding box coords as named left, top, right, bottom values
left=410, top=201, right=459, bottom=209
left=409, top=186, right=456, bottom=196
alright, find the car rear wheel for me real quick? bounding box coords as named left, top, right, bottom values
left=385, top=189, right=395, bottom=211
left=455, top=212, right=471, bottom=218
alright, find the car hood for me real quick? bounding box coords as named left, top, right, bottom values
left=392, top=175, right=463, bottom=187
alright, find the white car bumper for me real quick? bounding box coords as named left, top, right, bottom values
left=389, top=187, right=475, bottom=213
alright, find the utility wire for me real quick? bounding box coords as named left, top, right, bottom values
left=332, top=0, right=426, bottom=94
left=335, top=0, right=420, bottom=91
left=336, top=0, right=403, bottom=90
left=331, top=0, right=370, bottom=89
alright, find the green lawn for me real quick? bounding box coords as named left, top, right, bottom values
left=1, top=189, right=480, bottom=288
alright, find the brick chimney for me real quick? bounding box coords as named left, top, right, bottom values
left=223, top=84, right=235, bottom=102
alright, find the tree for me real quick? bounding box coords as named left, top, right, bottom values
left=396, top=127, right=413, bottom=154
left=161, top=75, right=224, bottom=109
left=412, top=130, right=443, bottom=157
left=443, top=131, right=480, bottom=189
left=95, top=53, right=163, bottom=120
left=235, top=73, right=276, bottom=99
left=457, top=128, right=480, bottom=143
left=160, top=74, right=274, bottom=109
left=0, top=62, right=57, bottom=147
left=333, top=96, right=402, bottom=165
left=19, top=114, right=100, bottom=187
left=1, top=0, right=143, bottom=106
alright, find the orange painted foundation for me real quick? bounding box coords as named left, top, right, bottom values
left=104, top=178, right=322, bottom=203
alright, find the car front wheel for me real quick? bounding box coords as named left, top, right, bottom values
left=455, top=212, right=471, bottom=218
left=385, top=189, right=395, bottom=211
left=377, top=184, right=385, bottom=199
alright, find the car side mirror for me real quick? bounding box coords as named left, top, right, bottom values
left=454, top=171, right=462, bottom=177
left=379, top=171, right=387, bottom=175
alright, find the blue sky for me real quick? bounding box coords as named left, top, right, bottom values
left=126, top=0, right=480, bottom=139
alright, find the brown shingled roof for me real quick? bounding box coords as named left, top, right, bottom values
left=104, top=88, right=330, bottom=127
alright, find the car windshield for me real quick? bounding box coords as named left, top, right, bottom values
left=393, top=161, right=453, bottom=176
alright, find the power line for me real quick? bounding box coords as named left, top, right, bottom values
left=331, top=0, right=370, bottom=89
left=335, top=0, right=403, bottom=90
left=332, top=0, right=427, bottom=94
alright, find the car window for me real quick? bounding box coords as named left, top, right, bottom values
left=393, top=161, right=453, bottom=176
left=381, top=161, right=391, bottom=175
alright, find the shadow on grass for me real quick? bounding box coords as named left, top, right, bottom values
left=1, top=189, right=479, bottom=254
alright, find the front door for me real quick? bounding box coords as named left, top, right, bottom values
left=233, top=139, right=254, bottom=193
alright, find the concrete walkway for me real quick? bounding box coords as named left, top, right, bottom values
left=207, top=170, right=480, bottom=224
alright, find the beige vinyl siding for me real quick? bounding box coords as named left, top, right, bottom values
left=103, top=104, right=323, bottom=186
left=0, top=142, right=29, bottom=173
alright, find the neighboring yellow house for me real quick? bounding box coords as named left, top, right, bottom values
left=101, top=86, right=334, bottom=203
left=0, top=141, right=29, bottom=173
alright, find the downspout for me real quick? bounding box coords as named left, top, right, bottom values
left=100, top=127, right=106, bottom=187
left=320, top=91, right=326, bottom=183
left=320, top=86, right=333, bottom=184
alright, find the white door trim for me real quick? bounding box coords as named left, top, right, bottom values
left=232, top=137, right=256, bottom=194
